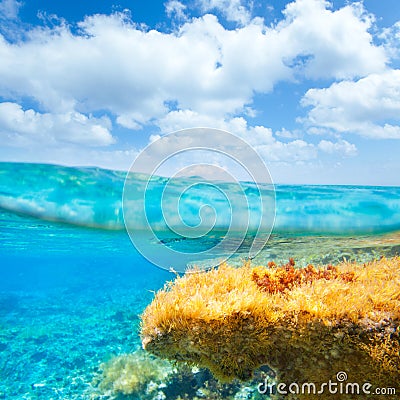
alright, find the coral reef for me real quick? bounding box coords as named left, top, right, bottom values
left=141, top=257, right=400, bottom=399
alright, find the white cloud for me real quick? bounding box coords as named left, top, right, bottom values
left=0, top=0, right=395, bottom=184
left=380, top=21, right=400, bottom=60
left=165, top=0, right=187, bottom=20
left=196, top=0, right=252, bottom=25
left=158, top=109, right=225, bottom=132
left=318, top=139, right=357, bottom=157
left=0, top=0, right=387, bottom=130
left=0, top=0, right=21, bottom=19
left=302, top=69, right=400, bottom=139
left=158, top=109, right=317, bottom=163
left=0, top=102, right=114, bottom=146
left=257, top=138, right=317, bottom=163
left=115, top=114, right=143, bottom=130
left=278, top=0, right=386, bottom=79
left=132, top=122, right=318, bottom=186
left=275, top=128, right=299, bottom=139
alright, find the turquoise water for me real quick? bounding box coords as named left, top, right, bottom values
left=1, top=162, right=400, bottom=234
left=1, top=162, right=400, bottom=399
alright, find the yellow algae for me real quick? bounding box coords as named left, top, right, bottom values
left=141, top=257, right=400, bottom=398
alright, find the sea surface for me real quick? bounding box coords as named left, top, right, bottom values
left=1, top=162, right=400, bottom=399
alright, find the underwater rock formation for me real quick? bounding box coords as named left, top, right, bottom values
left=96, top=350, right=274, bottom=399
left=141, top=257, right=400, bottom=399
left=97, top=351, right=172, bottom=396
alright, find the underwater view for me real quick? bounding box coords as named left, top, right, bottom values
left=0, top=162, right=399, bottom=399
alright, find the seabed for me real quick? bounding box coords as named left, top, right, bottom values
left=1, top=213, right=399, bottom=399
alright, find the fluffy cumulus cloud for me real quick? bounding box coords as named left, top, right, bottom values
left=380, top=21, right=400, bottom=60
left=302, top=69, right=400, bottom=139
left=0, top=102, right=114, bottom=146
left=160, top=110, right=322, bottom=163
left=318, top=139, right=357, bottom=156
left=278, top=0, right=385, bottom=79
left=165, top=0, right=187, bottom=20
left=0, top=0, right=21, bottom=19
left=0, top=1, right=387, bottom=127
left=196, top=0, right=251, bottom=25
left=0, top=0, right=397, bottom=178
left=145, top=123, right=317, bottom=184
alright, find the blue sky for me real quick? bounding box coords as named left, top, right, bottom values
left=0, top=0, right=399, bottom=185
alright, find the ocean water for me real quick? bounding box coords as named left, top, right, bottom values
left=0, top=162, right=400, bottom=399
